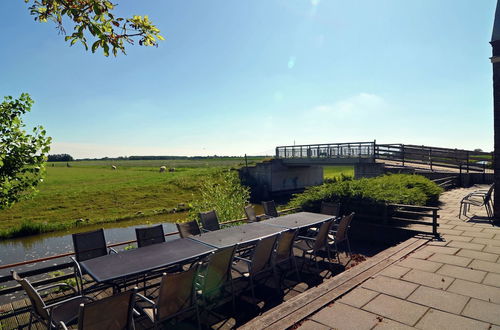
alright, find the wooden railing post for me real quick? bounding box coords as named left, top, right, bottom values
left=401, top=144, right=405, bottom=167
left=429, top=147, right=433, bottom=171
left=432, top=209, right=439, bottom=237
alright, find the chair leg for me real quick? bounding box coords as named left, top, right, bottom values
left=346, top=239, right=352, bottom=258
left=292, top=257, right=301, bottom=282
left=249, top=277, right=256, bottom=302
left=459, top=202, right=463, bottom=219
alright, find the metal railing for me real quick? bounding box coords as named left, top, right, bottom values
left=276, top=141, right=376, bottom=159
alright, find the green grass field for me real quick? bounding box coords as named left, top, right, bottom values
left=323, top=166, right=354, bottom=179
left=0, top=159, right=352, bottom=238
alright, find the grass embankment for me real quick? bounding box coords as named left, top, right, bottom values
left=323, top=166, right=354, bottom=180
left=289, top=174, right=443, bottom=215
left=0, top=158, right=264, bottom=239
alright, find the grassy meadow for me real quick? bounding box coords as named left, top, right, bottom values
left=0, top=159, right=352, bottom=238
left=323, top=165, right=354, bottom=179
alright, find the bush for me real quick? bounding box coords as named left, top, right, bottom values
left=189, top=170, right=250, bottom=222
left=288, top=174, right=443, bottom=213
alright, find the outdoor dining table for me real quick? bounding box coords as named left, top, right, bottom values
left=79, top=238, right=215, bottom=284
left=188, top=222, right=285, bottom=248
left=261, top=211, right=334, bottom=230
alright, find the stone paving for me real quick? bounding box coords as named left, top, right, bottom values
left=299, top=185, right=500, bottom=330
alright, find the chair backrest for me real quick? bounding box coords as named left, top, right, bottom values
left=78, top=288, right=136, bottom=330
left=320, top=202, right=341, bottom=217
left=274, top=229, right=297, bottom=263
left=155, top=266, right=198, bottom=322
left=262, top=200, right=279, bottom=218
left=244, top=205, right=258, bottom=223
left=72, top=229, right=108, bottom=262
left=199, top=210, right=221, bottom=231
left=176, top=220, right=201, bottom=238
left=201, top=245, right=236, bottom=297
left=135, top=224, right=165, bottom=248
left=11, top=271, right=49, bottom=321
left=484, top=184, right=495, bottom=204
left=335, top=213, right=355, bottom=242
left=313, top=219, right=334, bottom=252
left=249, top=234, right=278, bottom=275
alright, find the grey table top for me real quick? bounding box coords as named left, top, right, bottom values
left=261, top=212, right=334, bottom=229
left=188, top=222, right=285, bottom=248
left=79, top=238, right=215, bottom=283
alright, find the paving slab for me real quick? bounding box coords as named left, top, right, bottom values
left=446, top=240, right=485, bottom=251
left=397, top=258, right=442, bottom=273
left=469, top=259, right=500, bottom=274
left=438, top=228, right=465, bottom=236
left=361, top=275, right=418, bottom=299
left=363, top=294, right=428, bottom=326
left=436, top=264, right=487, bottom=283
left=447, top=279, right=500, bottom=304
left=372, top=318, right=416, bottom=330
left=409, top=249, right=434, bottom=260
left=456, top=249, right=498, bottom=262
left=407, top=285, right=469, bottom=314
left=441, top=234, right=473, bottom=242
left=452, top=226, right=484, bottom=232
left=462, top=298, right=500, bottom=325
left=297, top=320, right=330, bottom=330
left=461, top=231, right=496, bottom=239
left=420, top=245, right=459, bottom=255
left=471, top=237, right=500, bottom=247
left=401, top=269, right=454, bottom=290
left=428, top=253, right=471, bottom=267
left=310, top=302, right=379, bottom=330
left=415, top=309, right=490, bottom=330
left=338, top=287, right=379, bottom=308
left=483, top=272, right=500, bottom=288
left=484, top=245, right=500, bottom=254
left=379, top=265, right=411, bottom=279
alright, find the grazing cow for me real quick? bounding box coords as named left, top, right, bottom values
left=111, top=165, right=117, bottom=170
left=159, top=166, right=166, bottom=173
left=168, top=168, right=175, bottom=172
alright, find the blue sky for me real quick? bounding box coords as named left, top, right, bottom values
left=1, top=0, right=497, bottom=158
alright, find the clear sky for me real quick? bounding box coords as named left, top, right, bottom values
left=1, top=0, right=497, bottom=158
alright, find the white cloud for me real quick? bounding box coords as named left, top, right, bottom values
left=310, top=93, right=386, bottom=118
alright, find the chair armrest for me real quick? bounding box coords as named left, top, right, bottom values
left=108, top=247, right=118, bottom=254
left=44, top=295, right=95, bottom=310
left=233, top=256, right=251, bottom=264
left=59, top=321, right=69, bottom=330
left=136, top=293, right=156, bottom=307
left=297, top=235, right=316, bottom=241
left=36, top=283, right=77, bottom=295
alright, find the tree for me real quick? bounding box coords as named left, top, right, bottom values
left=47, top=153, right=74, bottom=161
left=0, top=94, right=51, bottom=209
left=24, top=0, right=164, bottom=56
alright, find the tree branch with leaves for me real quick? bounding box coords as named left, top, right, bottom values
left=25, top=0, right=164, bottom=56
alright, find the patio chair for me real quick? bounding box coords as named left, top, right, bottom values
left=196, top=245, right=237, bottom=313
left=262, top=200, right=279, bottom=218
left=199, top=210, right=221, bottom=232
left=136, top=266, right=200, bottom=329
left=71, top=229, right=117, bottom=293
left=273, top=229, right=300, bottom=286
left=135, top=224, right=165, bottom=248
left=11, top=270, right=94, bottom=330
left=294, top=219, right=334, bottom=271
left=459, top=184, right=494, bottom=220
left=328, top=213, right=354, bottom=264
left=60, top=288, right=137, bottom=330
left=176, top=220, right=201, bottom=238
left=320, top=201, right=341, bottom=218
left=232, top=234, right=279, bottom=302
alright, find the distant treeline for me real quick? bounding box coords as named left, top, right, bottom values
left=47, top=154, right=74, bottom=162
left=75, top=155, right=266, bottom=161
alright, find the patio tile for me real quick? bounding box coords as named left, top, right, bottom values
left=453, top=225, right=484, bottom=232
left=402, top=269, right=454, bottom=290
left=456, top=249, right=499, bottom=262
left=361, top=275, right=418, bottom=299
left=397, top=258, right=442, bottom=273
left=447, top=279, right=500, bottom=304
left=409, top=249, right=434, bottom=260
left=310, top=302, right=379, bottom=330
left=372, top=318, right=416, bottom=330
left=441, top=234, right=473, bottom=242
left=415, top=309, right=490, bottom=330
left=407, top=285, right=469, bottom=314
left=483, top=272, right=500, bottom=288
left=446, top=241, right=485, bottom=251
left=462, top=298, right=500, bottom=325
left=471, top=238, right=500, bottom=247
left=469, top=259, right=500, bottom=274
left=420, top=246, right=459, bottom=255
left=436, top=264, right=487, bottom=283
left=298, top=320, right=330, bottom=330
left=462, top=231, right=495, bottom=239
left=484, top=245, right=500, bottom=254
left=428, top=253, right=471, bottom=267
left=339, top=287, right=379, bottom=308
left=379, top=265, right=412, bottom=279
left=439, top=229, right=464, bottom=236
left=363, top=294, right=428, bottom=326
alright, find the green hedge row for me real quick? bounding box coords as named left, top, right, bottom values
left=288, top=174, right=443, bottom=213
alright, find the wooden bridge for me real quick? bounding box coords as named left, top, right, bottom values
left=275, top=141, right=492, bottom=173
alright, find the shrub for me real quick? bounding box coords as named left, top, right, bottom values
left=288, top=174, right=443, bottom=213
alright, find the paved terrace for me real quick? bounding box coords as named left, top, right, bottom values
left=297, top=185, right=500, bottom=330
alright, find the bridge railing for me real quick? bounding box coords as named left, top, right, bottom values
left=275, top=141, right=376, bottom=159
left=375, top=144, right=492, bottom=173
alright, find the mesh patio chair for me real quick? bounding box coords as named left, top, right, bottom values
left=60, top=288, right=137, bottom=330
left=328, top=213, right=354, bottom=264
left=294, top=219, right=334, bottom=271
left=273, top=229, right=300, bottom=286
left=262, top=200, right=279, bottom=218
left=459, top=184, right=494, bottom=220
left=176, top=220, right=201, bottom=238
left=244, top=205, right=259, bottom=223
left=320, top=201, right=341, bottom=218
left=199, top=210, right=221, bottom=232
left=135, top=224, right=165, bottom=248
left=232, top=234, right=279, bottom=302
left=11, top=270, right=94, bottom=330
left=136, top=266, right=200, bottom=329
left=196, top=245, right=237, bottom=313
left=71, top=229, right=117, bottom=293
